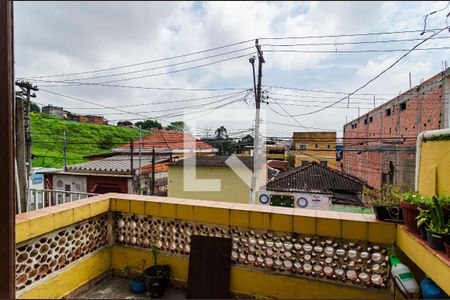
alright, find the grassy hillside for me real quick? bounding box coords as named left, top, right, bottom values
left=31, top=113, right=148, bottom=168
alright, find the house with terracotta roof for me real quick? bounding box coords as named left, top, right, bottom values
left=38, top=154, right=171, bottom=202
left=112, top=130, right=217, bottom=155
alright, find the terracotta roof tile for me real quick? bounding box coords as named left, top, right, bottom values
left=114, top=130, right=216, bottom=152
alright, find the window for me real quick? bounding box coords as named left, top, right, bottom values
left=301, top=160, right=309, bottom=166
left=299, top=144, right=307, bottom=150
left=369, top=116, right=373, bottom=123
left=314, top=144, right=319, bottom=149
left=385, top=108, right=391, bottom=116
left=364, top=118, right=368, bottom=125
left=64, top=184, right=71, bottom=191
left=327, top=144, right=331, bottom=149
left=320, top=161, right=328, bottom=167
left=400, top=102, right=407, bottom=111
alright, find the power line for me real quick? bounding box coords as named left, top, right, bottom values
left=19, top=39, right=254, bottom=79
left=27, top=52, right=255, bottom=85
left=31, top=46, right=255, bottom=83
left=260, top=35, right=450, bottom=47
left=257, top=27, right=443, bottom=40
left=63, top=90, right=248, bottom=110
left=277, top=27, right=449, bottom=116
left=264, top=46, right=450, bottom=54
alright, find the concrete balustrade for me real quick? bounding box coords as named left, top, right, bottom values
left=16, top=193, right=400, bottom=299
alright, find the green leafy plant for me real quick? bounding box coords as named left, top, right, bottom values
left=401, top=191, right=431, bottom=206
left=363, top=185, right=402, bottom=207
left=416, top=196, right=450, bottom=234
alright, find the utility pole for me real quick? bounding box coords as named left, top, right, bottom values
left=249, top=39, right=265, bottom=205
left=15, top=81, right=38, bottom=179
left=151, top=147, right=155, bottom=195
left=130, top=140, right=134, bottom=194
left=15, top=81, right=38, bottom=212
left=138, top=125, right=142, bottom=195
left=63, top=130, right=67, bottom=171
left=15, top=93, right=27, bottom=212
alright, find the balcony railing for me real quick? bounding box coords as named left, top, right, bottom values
left=15, top=193, right=406, bottom=299
left=26, top=189, right=98, bottom=212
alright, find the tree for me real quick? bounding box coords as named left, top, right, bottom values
left=215, top=126, right=228, bottom=139
left=165, top=121, right=189, bottom=132
left=99, top=136, right=113, bottom=150
left=135, top=119, right=162, bottom=131
left=30, top=102, right=40, bottom=113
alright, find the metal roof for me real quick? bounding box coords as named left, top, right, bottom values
left=67, top=155, right=170, bottom=175
left=267, top=162, right=367, bottom=194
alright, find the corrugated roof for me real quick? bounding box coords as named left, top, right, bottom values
left=170, top=155, right=254, bottom=170
left=67, top=155, right=170, bottom=174
left=113, top=130, right=216, bottom=152
left=267, top=162, right=367, bottom=194
left=267, top=160, right=289, bottom=171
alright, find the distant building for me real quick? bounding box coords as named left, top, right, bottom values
left=76, top=115, right=108, bottom=125
left=263, top=161, right=368, bottom=209
left=343, top=68, right=450, bottom=189
left=42, top=105, right=64, bottom=119
left=117, top=120, right=134, bottom=127
left=293, top=131, right=338, bottom=169
left=38, top=154, right=171, bottom=197
left=168, top=155, right=254, bottom=203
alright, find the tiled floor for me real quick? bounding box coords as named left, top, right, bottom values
left=78, top=276, right=186, bottom=299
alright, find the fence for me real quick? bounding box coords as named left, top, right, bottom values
left=26, top=189, right=98, bottom=212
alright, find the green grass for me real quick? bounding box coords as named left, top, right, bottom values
left=31, top=113, right=148, bottom=168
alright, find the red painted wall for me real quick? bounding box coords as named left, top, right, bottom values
left=86, top=176, right=128, bottom=194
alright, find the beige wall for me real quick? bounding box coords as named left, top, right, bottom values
left=293, top=131, right=338, bottom=169
left=168, top=165, right=251, bottom=203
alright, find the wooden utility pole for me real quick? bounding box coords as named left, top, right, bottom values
left=130, top=140, right=134, bottom=193
left=138, top=125, right=142, bottom=194
left=15, top=94, right=27, bottom=212
left=16, top=80, right=38, bottom=179
left=0, top=0, right=16, bottom=297
left=151, top=147, right=155, bottom=195
left=63, top=130, right=67, bottom=171
left=249, top=39, right=265, bottom=204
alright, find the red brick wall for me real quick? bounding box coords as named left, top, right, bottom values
left=343, top=72, right=446, bottom=189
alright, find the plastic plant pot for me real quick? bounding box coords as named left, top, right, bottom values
left=400, top=200, right=421, bottom=234
left=130, top=275, right=146, bottom=293
left=425, top=228, right=449, bottom=251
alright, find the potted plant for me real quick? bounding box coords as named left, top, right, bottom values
left=144, top=242, right=171, bottom=298
left=364, top=185, right=403, bottom=222
left=416, top=196, right=450, bottom=251
left=400, top=191, right=430, bottom=234
left=121, top=263, right=147, bottom=293
left=445, top=241, right=450, bottom=259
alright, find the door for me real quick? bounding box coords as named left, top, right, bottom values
left=187, top=235, right=232, bottom=299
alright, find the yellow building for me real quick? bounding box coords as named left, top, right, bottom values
left=293, top=131, right=338, bottom=169
left=168, top=155, right=252, bottom=203
left=238, top=145, right=287, bottom=161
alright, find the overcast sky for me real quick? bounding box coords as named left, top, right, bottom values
left=14, top=1, right=450, bottom=138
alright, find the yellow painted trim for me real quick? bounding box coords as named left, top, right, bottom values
left=129, top=200, right=145, bottom=215
left=17, top=247, right=111, bottom=299
left=368, top=222, right=396, bottom=244
left=396, top=226, right=450, bottom=295
left=342, top=220, right=368, bottom=241
left=110, top=245, right=392, bottom=299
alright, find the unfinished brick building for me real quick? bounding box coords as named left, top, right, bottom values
left=343, top=68, right=450, bottom=189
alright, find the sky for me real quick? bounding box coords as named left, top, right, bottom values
left=14, top=1, right=450, bottom=139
